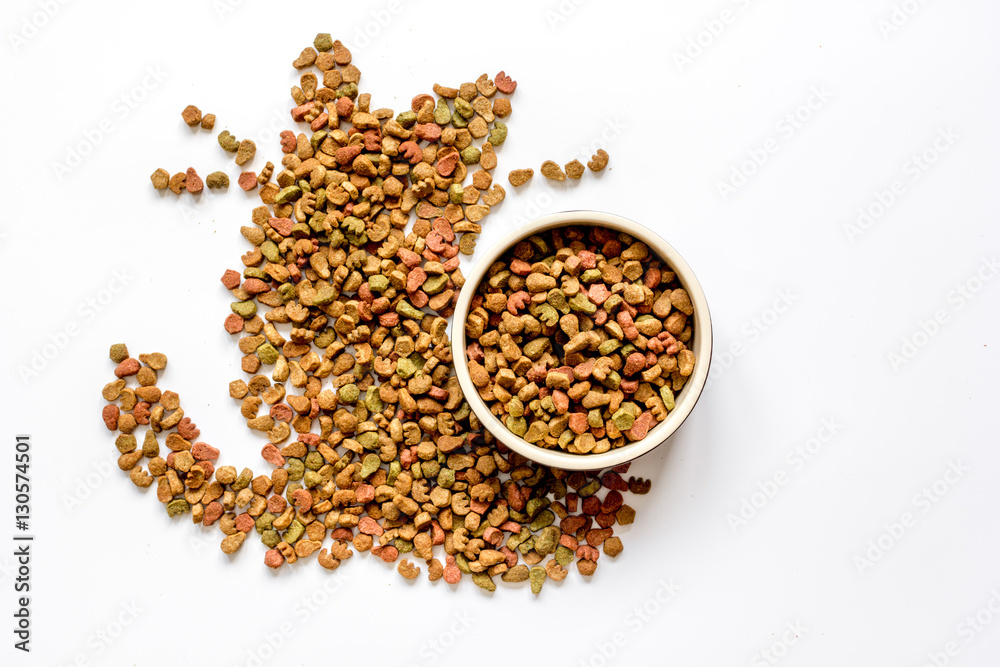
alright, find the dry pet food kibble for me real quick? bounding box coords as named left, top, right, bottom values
left=465, top=225, right=696, bottom=454
left=182, top=105, right=202, bottom=127
left=508, top=168, right=534, bottom=186
left=588, top=149, right=609, bottom=172
left=540, top=160, right=566, bottom=182
left=114, top=35, right=650, bottom=592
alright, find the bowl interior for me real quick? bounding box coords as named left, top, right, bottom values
left=451, top=210, right=712, bottom=471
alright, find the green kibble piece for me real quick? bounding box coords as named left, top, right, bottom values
left=620, top=343, right=636, bottom=357
left=260, top=240, right=280, bottom=262
left=314, top=33, right=333, bottom=51
left=338, top=383, right=359, bottom=403
left=603, top=294, right=623, bottom=312
left=578, top=479, right=602, bottom=498
left=303, top=470, right=322, bottom=488
left=530, top=509, right=556, bottom=532
left=368, top=274, right=389, bottom=293
left=304, top=451, right=324, bottom=471
left=456, top=553, right=471, bottom=574
left=422, top=274, right=449, bottom=295
left=613, top=408, right=635, bottom=431
left=360, top=453, right=380, bottom=478
left=286, top=458, right=305, bottom=482
left=206, top=171, right=230, bottom=189
left=523, top=338, right=550, bottom=360
left=274, top=185, right=302, bottom=205
left=517, top=536, right=534, bottom=555
left=536, top=304, right=559, bottom=326
left=437, top=466, right=455, bottom=489
left=506, top=416, right=527, bottom=437
left=601, top=370, right=621, bottom=390
left=396, top=110, right=416, bottom=128
left=472, top=573, right=496, bottom=592
left=588, top=410, right=603, bottom=428
left=460, top=146, right=481, bottom=165
left=526, top=496, right=549, bottom=518
left=508, top=397, right=524, bottom=418
left=547, top=289, right=569, bottom=313
left=357, top=431, right=379, bottom=450
left=231, top=301, right=257, bottom=319
left=488, top=121, right=508, bottom=145
left=529, top=566, right=546, bottom=594
left=109, top=343, right=130, bottom=362
left=313, top=285, right=336, bottom=306
left=255, top=512, right=275, bottom=534
left=337, top=82, right=359, bottom=99
left=454, top=98, right=474, bottom=119
left=451, top=112, right=468, bottom=129
left=527, top=234, right=549, bottom=254
left=364, top=386, right=383, bottom=413
left=388, top=460, right=402, bottom=485
left=394, top=538, right=414, bottom=553
left=434, top=98, right=452, bottom=125
left=284, top=519, right=304, bottom=544
left=396, top=300, right=425, bottom=321
left=244, top=267, right=266, bottom=280
left=539, top=396, right=555, bottom=414
left=278, top=283, right=296, bottom=303
left=535, top=526, right=560, bottom=555
left=166, top=499, right=189, bottom=517
left=598, top=339, right=621, bottom=356
left=580, top=269, right=603, bottom=284
left=661, top=386, right=676, bottom=410
left=261, top=529, right=280, bottom=548
left=314, top=328, right=335, bottom=349
left=449, top=183, right=464, bottom=204
left=395, top=355, right=421, bottom=379
left=570, top=292, right=598, bottom=314
left=555, top=545, right=575, bottom=567
left=218, top=130, right=239, bottom=152
left=256, top=342, right=279, bottom=365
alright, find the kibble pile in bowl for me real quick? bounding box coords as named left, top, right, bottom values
left=464, top=225, right=697, bottom=455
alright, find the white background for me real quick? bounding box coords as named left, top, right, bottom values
left=2, top=0, right=999, bottom=665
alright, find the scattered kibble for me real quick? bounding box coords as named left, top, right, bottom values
left=116, top=35, right=647, bottom=592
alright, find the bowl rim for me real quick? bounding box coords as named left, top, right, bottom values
left=451, top=209, right=712, bottom=471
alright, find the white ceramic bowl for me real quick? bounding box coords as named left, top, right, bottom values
left=452, top=210, right=712, bottom=471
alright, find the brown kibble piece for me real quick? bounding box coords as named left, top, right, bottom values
left=236, top=140, right=256, bottom=166
left=540, top=160, right=566, bottom=182
left=201, top=114, right=216, bottom=130
left=181, top=105, right=202, bottom=126
left=508, top=169, right=533, bottom=187
left=587, top=149, right=609, bottom=172
left=150, top=168, right=169, bottom=190
left=565, top=160, right=585, bottom=179
left=168, top=171, right=186, bottom=194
